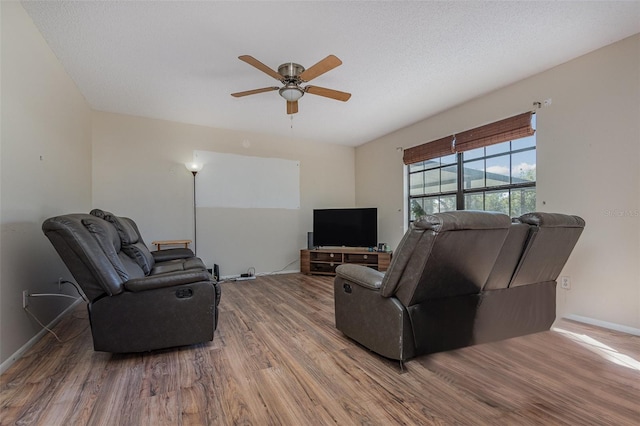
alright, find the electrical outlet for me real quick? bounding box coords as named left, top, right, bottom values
left=23, top=290, right=30, bottom=309
left=561, top=276, right=571, bottom=290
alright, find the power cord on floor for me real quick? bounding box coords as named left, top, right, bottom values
left=216, top=260, right=299, bottom=282
left=256, top=259, right=299, bottom=276
left=60, top=279, right=87, bottom=301
left=24, top=293, right=86, bottom=343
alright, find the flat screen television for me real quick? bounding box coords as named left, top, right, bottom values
left=313, top=208, right=377, bottom=248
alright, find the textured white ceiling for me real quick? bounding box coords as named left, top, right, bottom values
left=21, top=1, right=640, bottom=146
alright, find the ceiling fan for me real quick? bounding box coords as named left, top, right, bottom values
left=231, top=55, right=351, bottom=115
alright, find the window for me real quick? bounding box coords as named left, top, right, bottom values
left=408, top=114, right=536, bottom=221
left=409, top=154, right=458, bottom=218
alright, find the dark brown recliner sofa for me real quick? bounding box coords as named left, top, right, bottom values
left=42, top=209, right=221, bottom=353
left=334, top=211, right=585, bottom=361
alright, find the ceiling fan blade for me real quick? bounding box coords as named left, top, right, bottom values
left=299, top=55, right=342, bottom=82
left=305, top=85, right=351, bottom=102
left=231, top=87, right=279, bottom=97
left=287, top=101, right=299, bottom=115
left=238, top=55, right=282, bottom=81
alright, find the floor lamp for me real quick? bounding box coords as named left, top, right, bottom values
left=185, top=162, right=203, bottom=254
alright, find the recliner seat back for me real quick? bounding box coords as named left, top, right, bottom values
left=509, top=212, right=586, bottom=287
left=90, top=209, right=156, bottom=275
left=483, top=222, right=531, bottom=290
left=43, top=214, right=146, bottom=301
left=381, top=211, right=511, bottom=307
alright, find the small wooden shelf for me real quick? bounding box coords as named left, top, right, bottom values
left=151, top=239, right=192, bottom=251
left=300, top=248, right=392, bottom=276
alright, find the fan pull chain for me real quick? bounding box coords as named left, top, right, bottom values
left=290, top=114, right=294, bottom=130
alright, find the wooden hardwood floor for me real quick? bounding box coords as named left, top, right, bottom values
left=1, top=274, right=639, bottom=425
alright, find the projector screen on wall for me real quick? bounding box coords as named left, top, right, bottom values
left=193, top=150, right=300, bottom=209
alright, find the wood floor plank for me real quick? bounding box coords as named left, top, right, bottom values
left=181, top=347, right=228, bottom=425
left=1, top=273, right=639, bottom=425
left=213, top=335, right=270, bottom=425
left=85, top=355, right=144, bottom=425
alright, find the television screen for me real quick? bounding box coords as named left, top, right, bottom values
left=313, top=208, right=377, bottom=248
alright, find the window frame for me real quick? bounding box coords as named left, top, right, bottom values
left=407, top=140, right=536, bottom=221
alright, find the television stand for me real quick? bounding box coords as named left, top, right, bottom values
left=300, top=248, right=392, bottom=276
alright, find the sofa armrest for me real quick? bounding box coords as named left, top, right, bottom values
left=335, top=264, right=384, bottom=290
left=124, top=270, right=212, bottom=292
left=151, top=248, right=195, bottom=263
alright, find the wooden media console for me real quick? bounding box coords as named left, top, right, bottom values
left=300, top=248, right=392, bottom=276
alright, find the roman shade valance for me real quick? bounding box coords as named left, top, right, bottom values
left=402, top=135, right=455, bottom=165
left=454, top=112, right=535, bottom=153
left=403, top=111, right=535, bottom=165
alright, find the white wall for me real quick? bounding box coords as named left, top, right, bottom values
left=355, top=34, right=640, bottom=330
left=0, top=2, right=92, bottom=364
left=91, top=111, right=355, bottom=277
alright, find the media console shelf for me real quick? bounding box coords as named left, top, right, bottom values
left=300, top=248, right=392, bottom=276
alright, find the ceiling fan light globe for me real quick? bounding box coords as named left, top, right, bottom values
left=279, top=86, right=304, bottom=101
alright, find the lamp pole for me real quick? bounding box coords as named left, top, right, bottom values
left=191, top=169, right=198, bottom=254
left=185, top=162, right=203, bottom=254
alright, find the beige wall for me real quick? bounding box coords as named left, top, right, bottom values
left=92, top=111, right=355, bottom=277
left=355, top=34, right=640, bottom=330
left=1, top=2, right=92, bottom=365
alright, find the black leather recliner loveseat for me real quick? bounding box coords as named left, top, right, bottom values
left=42, top=209, right=220, bottom=353
left=334, top=211, right=585, bottom=361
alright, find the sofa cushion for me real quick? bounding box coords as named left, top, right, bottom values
left=91, top=209, right=142, bottom=245
left=103, top=213, right=140, bottom=245
left=89, top=208, right=110, bottom=220
left=151, top=247, right=195, bottom=263
left=82, top=217, right=129, bottom=282
left=118, top=252, right=145, bottom=280
left=122, top=242, right=156, bottom=275
left=150, top=257, right=207, bottom=275
left=96, top=211, right=156, bottom=275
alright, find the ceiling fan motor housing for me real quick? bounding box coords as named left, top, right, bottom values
left=278, top=62, right=305, bottom=81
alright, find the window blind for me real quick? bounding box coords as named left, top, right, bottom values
left=402, top=111, right=535, bottom=165
left=454, top=112, right=535, bottom=152
left=402, top=135, right=455, bottom=165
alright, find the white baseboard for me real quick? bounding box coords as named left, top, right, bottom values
left=0, top=298, right=83, bottom=375
left=220, top=269, right=300, bottom=280
left=563, top=314, right=640, bottom=336
left=257, top=269, right=300, bottom=276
